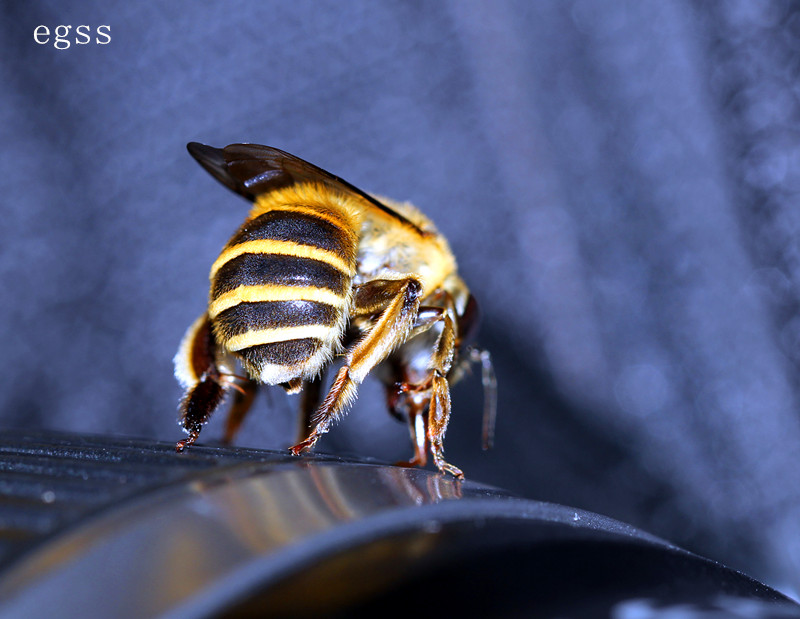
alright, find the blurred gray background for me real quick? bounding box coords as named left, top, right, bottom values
left=3, top=0, right=800, bottom=598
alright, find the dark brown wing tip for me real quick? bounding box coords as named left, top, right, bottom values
left=187, top=142, right=225, bottom=171
left=187, top=141, right=256, bottom=200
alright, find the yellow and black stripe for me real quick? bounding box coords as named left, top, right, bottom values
left=208, top=203, right=358, bottom=383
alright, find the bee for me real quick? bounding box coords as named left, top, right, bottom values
left=173, top=142, right=496, bottom=478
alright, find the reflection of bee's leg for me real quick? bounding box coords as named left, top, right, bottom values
left=222, top=380, right=258, bottom=444
left=426, top=300, right=464, bottom=479
left=290, top=277, right=423, bottom=455
left=176, top=314, right=231, bottom=451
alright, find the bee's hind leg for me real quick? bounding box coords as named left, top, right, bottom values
left=177, top=375, right=227, bottom=451
left=175, top=314, right=233, bottom=452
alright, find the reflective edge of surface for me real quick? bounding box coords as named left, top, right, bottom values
left=0, top=460, right=775, bottom=618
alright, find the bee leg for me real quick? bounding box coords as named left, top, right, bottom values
left=428, top=373, right=462, bottom=478
left=427, top=304, right=464, bottom=479
left=176, top=373, right=227, bottom=451
left=390, top=306, right=449, bottom=467
left=289, top=366, right=354, bottom=454
left=175, top=314, right=228, bottom=452
left=389, top=296, right=463, bottom=477
left=290, top=278, right=424, bottom=455
left=296, top=370, right=326, bottom=444
left=386, top=379, right=430, bottom=468
left=222, top=379, right=258, bottom=444
left=402, top=402, right=430, bottom=468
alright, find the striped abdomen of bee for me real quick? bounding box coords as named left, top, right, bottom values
left=175, top=179, right=365, bottom=451
left=208, top=194, right=359, bottom=387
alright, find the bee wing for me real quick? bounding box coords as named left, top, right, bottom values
left=187, top=142, right=421, bottom=231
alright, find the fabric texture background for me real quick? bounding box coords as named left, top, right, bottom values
left=3, top=0, right=800, bottom=596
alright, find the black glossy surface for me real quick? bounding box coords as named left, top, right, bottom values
left=0, top=432, right=797, bottom=619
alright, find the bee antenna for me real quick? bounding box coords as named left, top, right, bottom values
left=469, top=348, right=497, bottom=450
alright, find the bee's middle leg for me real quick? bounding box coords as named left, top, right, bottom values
left=290, top=277, right=423, bottom=455
left=222, top=379, right=259, bottom=444
left=296, top=371, right=326, bottom=444
left=388, top=380, right=431, bottom=468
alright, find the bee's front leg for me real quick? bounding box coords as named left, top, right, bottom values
left=390, top=294, right=464, bottom=478
left=426, top=304, right=464, bottom=479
